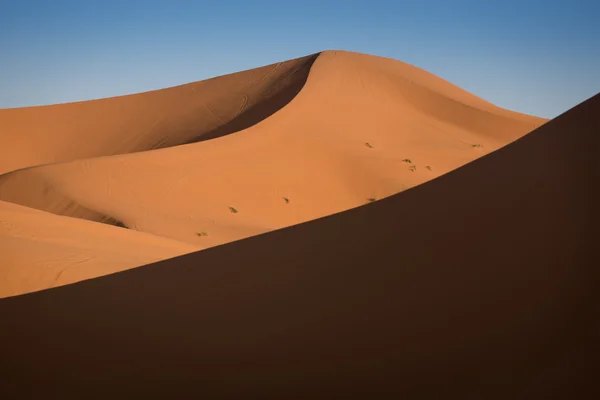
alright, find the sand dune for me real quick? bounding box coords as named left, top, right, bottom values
left=0, top=200, right=198, bottom=298
left=0, top=51, right=547, bottom=296
left=0, top=54, right=317, bottom=175
left=0, top=92, right=595, bottom=398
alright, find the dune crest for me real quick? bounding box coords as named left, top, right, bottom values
left=0, top=54, right=318, bottom=175
left=0, top=50, right=547, bottom=296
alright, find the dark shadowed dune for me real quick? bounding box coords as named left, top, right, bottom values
left=0, top=94, right=597, bottom=398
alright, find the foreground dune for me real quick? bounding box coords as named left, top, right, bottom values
left=0, top=93, right=595, bottom=398
left=0, top=51, right=547, bottom=296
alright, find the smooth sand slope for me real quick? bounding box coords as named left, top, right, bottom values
left=0, top=51, right=546, bottom=296
left=0, top=93, right=595, bottom=398
left=0, top=201, right=198, bottom=298
left=0, top=54, right=317, bottom=175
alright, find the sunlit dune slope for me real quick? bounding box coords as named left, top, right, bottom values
left=0, top=51, right=546, bottom=253
left=0, top=93, right=595, bottom=398
left=0, top=54, right=317, bottom=175
left=0, top=201, right=197, bottom=298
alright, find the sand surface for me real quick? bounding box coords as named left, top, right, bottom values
left=0, top=200, right=198, bottom=298
left=0, top=92, right=595, bottom=398
left=0, top=50, right=546, bottom=297
left=0, top=53, right=317, bottom=174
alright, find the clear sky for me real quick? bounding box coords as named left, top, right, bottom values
left=1, top=0, right=598, bottom=118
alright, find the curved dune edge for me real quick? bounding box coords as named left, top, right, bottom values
left=0, top=53, right=318, bottom=175
left=0, top=50, right=548, bottom=297
left=0, top=94, right=594, bottom=397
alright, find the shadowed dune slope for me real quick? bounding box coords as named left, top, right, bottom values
left=0, top=201, right=198, bottom=298
left=0, top=54, right=318, bottom=175
left=0, top=51, right=547, bottom=275
left=0, top=93, right=595, bottom=398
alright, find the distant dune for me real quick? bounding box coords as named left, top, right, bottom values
left=0, top=53, right=317, bottom=174
left=0, top=51, right=547, bottom=297
left=0, top=90, right=595, bottom=398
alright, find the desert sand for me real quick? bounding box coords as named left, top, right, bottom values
left=0, top=50, right=547, bottom=297
left=0, top=90, right=595, bottom=397
left=0, top=53, right=318, bottom=174
left=0, top=200, right=198, bottom=298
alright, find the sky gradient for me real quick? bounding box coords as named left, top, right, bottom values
left=1, top=0, right=598, bottom=118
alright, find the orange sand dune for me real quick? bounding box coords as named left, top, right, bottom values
left=0, top=54, right=317, bottom=175
left=0, top=51, right=547, bottom=297
left=0, top=93, right=595, bottom=398
left=0, top=200, right=197, bottom=298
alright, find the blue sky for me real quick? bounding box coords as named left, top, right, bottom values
left=1, top=0, right=598, bottom=118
